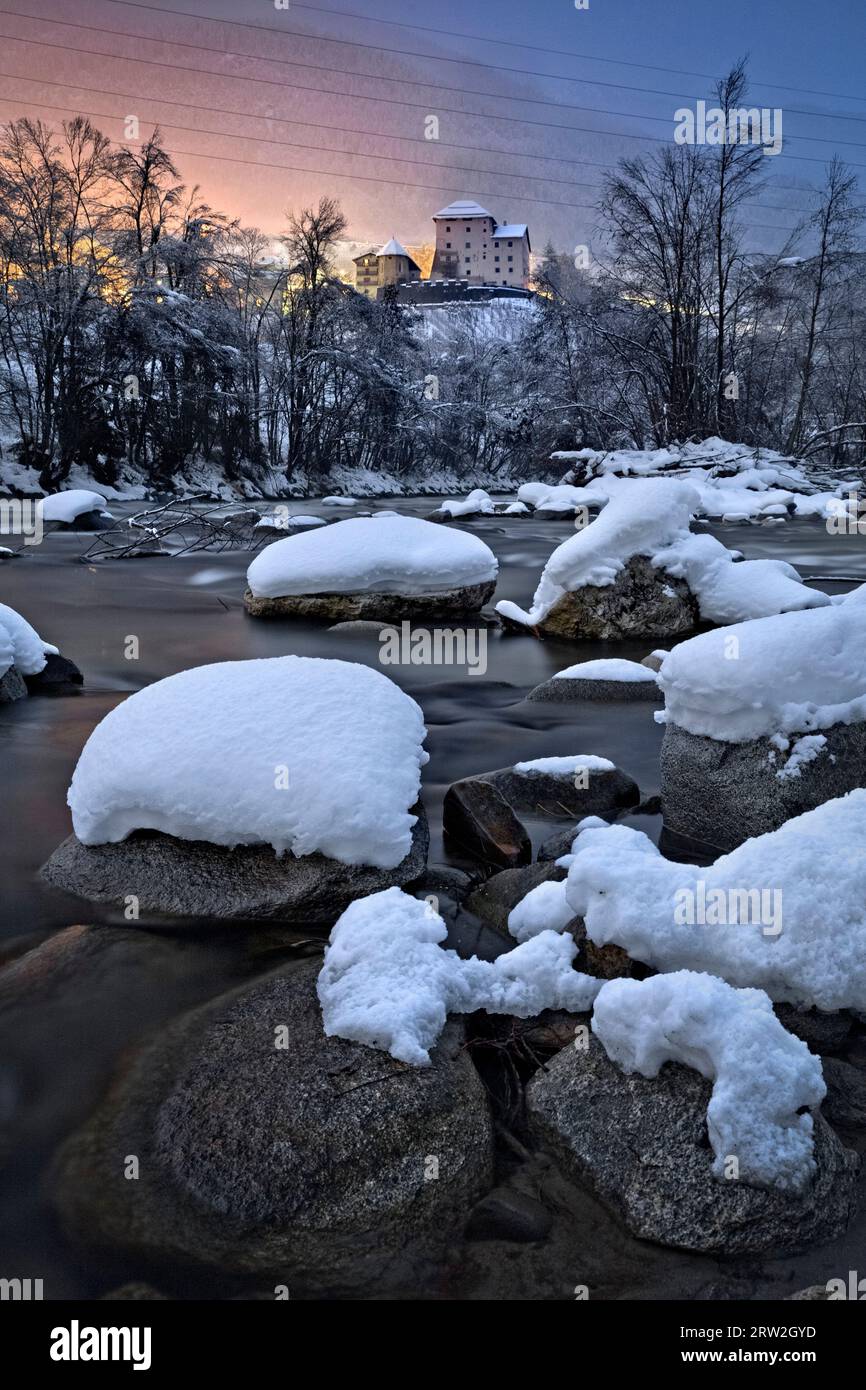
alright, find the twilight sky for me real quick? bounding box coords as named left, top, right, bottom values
left=0, top=0, right=864, bottom=258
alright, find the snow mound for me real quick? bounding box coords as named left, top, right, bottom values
left=40, top=489, right=113, bottom=523
left=247, top=514, right=498, bottom=599
left=554, top=658, right=658, bottom=683
left=438, top=488, right=496, bottom=517
left=317, top=886, right=602, bottom=1065
left=513, top=753, right=615, bottom=774
left=322, top=495, right=358, bottom=507
left=549, top=438, right=842, bottom=521
left=657, top=603, right=866, bottom=742
left=509, top=878, right=578, bottom=943
left=68, top=656, right=428, bottom=867
left=592, top=972, right=825, bottom=1192
left=563, top=795, right=866, bottom=1013
left=255, top=512, right=326, bottom=531
left=0, top=602, right=56, bottom=677
left=497, top=479, right=827, bottom=628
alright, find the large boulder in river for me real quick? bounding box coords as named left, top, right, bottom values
left=527, top=658, right=661, bottom=703
left=245, top=514, right=498, bottom=619
left=42, top=808, right=428, bottom=925
left=527, top=557, right=699, bottom=641
left=52, top=960, right=494, bottom=1293
left=660, top=717, right=866, bottom=854
left=526, top=1035, right=858, bottom=1257
left=443, top=780, right=531, bottom=871
left=41, top=655, right=430, bottom=922
left=658, top=604, right=866, bottom=851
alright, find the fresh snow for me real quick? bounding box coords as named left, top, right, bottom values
left=512, top=753, right=615, bottom=774
left=509, top=878, right=577, bottom=943
left=497, top=479, right=828, bottom=628
left=255, top=512, right=326, bottom=531
left=553, top=658, right=658, bottom=683
left=67, top=656, right=428, bottom=868
left=317, top=886, right=602, bottom=1066
left=321, top=495, right=358, bottom=507
left=770, top=733, right=829, bottom=781
left=657, top=602, right=866, bottom=742
left=561, top=796, right=866, bottom=1013
left=247, top=514, right=497, bottom=598
left=40, top=489, right=113, bottom=523
left=0, top=602, right=56, bottom=677
left=437, top=488, right=496, bottom=517
left=592, top=972, right=825, bottom=1192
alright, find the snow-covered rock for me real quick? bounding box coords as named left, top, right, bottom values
left=527, top=657, right=660, bottom=703
left=66, top=656, right=428, bottom=866
left=434, top=488, right=496, bottom=519
left=593, top=972, right=825, bottom=1192
left=549, top=438, right=842, bottom=521
left=321, top=495, right=358, bottom=506
left=52, top=958, right=495, bottom=1291
left=245, top=514, right=498, bottom=619
left=526, top=1028, right=856, bottom=1256
left=496, top=479, right=828, bottom=639
left=254, top=511, right=326, bottom=535
left=658, top=604, right=866, bottom=848
left=40, top=489, right=114, bottom=527
left=562, top=797, right=866, bottom=1013
left=0, top=602, right=55, bottom=678
left=317, top=886, right=603, bottom=1066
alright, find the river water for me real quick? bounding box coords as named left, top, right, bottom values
left=0, top=498, right=863, bottom=1298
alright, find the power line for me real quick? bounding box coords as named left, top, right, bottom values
left=104, top=0, right=866, bottom=108
left=0, top=72, right=813, bottom=224
left=2, top=25, right=865, bottom=173
left=0, top=64, right=842, bottom=202
left=4, top=5, right=866, bottom=145
left=27, top=0, right=862, bottom=131
left=0, top=93, right=805, bottom=236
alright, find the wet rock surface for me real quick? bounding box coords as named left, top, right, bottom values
left=526, top=1036, right=860, bottom=1257
left=52, top=960, right=495, bottom=1293
left=41, top=808, right=429, bottom=925
left=244, top=580, right=496, bottom=621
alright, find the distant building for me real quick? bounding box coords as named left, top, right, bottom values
left=429, top=201, right=531, bottom=290
left=353, top=238, right=422, bottom=299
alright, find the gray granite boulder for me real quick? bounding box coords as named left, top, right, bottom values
left=0, top=666, right=27, bottom=703
left=526, top=1035, right=859, bottom=1257
left=476, top=762, right=639, bottom=818
left=244, top=580, right=496, bottom=621
left=41, top=806, right=428, bottom=925
left=52, top=960, right=494, bottom=1293
left=526, top=673, right=659, bottom=703
left=660, top=717, right=866, bottom=852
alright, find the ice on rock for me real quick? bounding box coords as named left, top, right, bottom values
left=657, top=603, right=866, bottom=743
left=247, top=514, right=498, bottom=599
left=0, top=602, right=56, bottom=677
left=592, top=972, right=825, bottom=1192
left=563, top=796, right=866, bottom=1013
left=67, top=656, right=428, bottom=868
left=317, top=886, right=602, bottom=1065
left=497, top=478, right=828, bottom=629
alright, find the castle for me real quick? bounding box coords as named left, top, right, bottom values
left=354, top=201, right=531, bottom=300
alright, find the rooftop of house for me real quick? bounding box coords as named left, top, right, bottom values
left=493, top=224, right=529, bottom=239
left=433, top=200, right=495, bottom=220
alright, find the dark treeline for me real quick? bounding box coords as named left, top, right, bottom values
left=0, top=66, right=863, bottom=495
